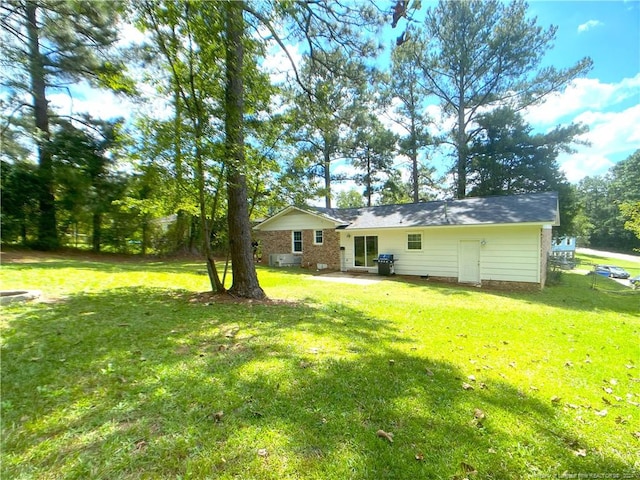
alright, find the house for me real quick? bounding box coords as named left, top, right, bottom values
left=551, top=236, right=577, bottom=259
left=254, top=192, right=560, bottom=289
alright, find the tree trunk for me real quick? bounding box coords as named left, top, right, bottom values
left=26, top=2, right=58, bottom=250
left=366, top=149, right=372, bottom=207
left=410, top=115, right=419, bottom=203
left=141, top=215, right=149, bottom=255
left=92, top=212, right=101, bottom=252
left=224, top=0, right=265, bottom=299
left=323, top=141, right=332, bottom=208
left=456, top=101, right=467, bottom=199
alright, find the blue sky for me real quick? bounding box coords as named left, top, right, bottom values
left=521, top=0, right=639, bottom=181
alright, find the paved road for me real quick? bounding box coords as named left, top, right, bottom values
left=576, top=248, right=640, bottom=263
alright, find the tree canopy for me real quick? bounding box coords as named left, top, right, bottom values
left=4, top=0, right=636, bottom=283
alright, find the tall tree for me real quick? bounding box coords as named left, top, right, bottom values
left=417, top=0, right=592, bottom=198
left=287, top=49, right=371, bottom=208
left=468, top=107, right=586, bottom=235
left=51, top=117, right=123, bottom=252
left=387, top=41, right=435, bottom=203
left=136, top=0, right=227, bottom=292
left=467, top=107, right=586, bottom=196
left=1, top=0, right=127, bottom=249
left=224, top=0, right=264, bottom=299
left=620, top=201, right=640, bottom=246
left=349, top=113, right=397, bottom=207
left=577, top=151, right=640, bottom=251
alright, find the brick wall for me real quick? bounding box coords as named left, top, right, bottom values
left=540, top=228, right=552, bottom=288
left=256, top=229, right=341, bottom=270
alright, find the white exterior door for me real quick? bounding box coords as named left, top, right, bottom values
left=459, top=240, right=481, bottom=283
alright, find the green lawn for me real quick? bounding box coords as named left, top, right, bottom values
left=1, top=252, right=639, bottom=479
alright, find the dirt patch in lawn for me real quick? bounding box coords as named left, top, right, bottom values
left=188, top=291, right=298, bottom=306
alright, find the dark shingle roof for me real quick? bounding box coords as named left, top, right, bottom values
left=311, top=192, right=559, bottom=229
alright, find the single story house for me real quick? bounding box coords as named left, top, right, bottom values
left=254, top=191, right=560, bottom=289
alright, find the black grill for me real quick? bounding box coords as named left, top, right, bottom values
left=376, top=254, right=395, bottom=275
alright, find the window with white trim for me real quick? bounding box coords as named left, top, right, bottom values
left=292, top=231, right=303, bottom=252
left=314, top=230, right=324, bottom=245
left=407, top=233, right=422, bottom=250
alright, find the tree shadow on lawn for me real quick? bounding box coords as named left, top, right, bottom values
left=1, top=286, right=636, bottom=479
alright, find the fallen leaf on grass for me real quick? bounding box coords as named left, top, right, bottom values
left=460, top=461, right=478, bottom=474
left=473, top=408, right=485, bottom=420
left=632, top=432, right=640, bottom=440
left=133, top=440, right=148, bottom=453
left=462, top=382, right=474, bottom=391
left=615, top=416, right=628, bottom=424
left=425, top=368, right=435, bottom=376
left=415, top=453, right=424, bottom=461
left=213, top=411, right=224, bottom=422
left=573, top=448, right=587, bottom=457
left=594, top=409, right=608, bottom=417
left=551, top=396, right=561, bottom=404
left=603, top=387, right=614, bottom=394
left=564, top=361, right=573, bottom=368
left=376, top=429, right=394, bottom=443
left=257, top=448, right=268, bottom=457
left=467, top=375, right=476, bottom=382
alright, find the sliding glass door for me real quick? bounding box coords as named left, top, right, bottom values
left=354, top=235, right=378, bottom=267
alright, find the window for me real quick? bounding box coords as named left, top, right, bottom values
left=407, top=233, right=422, bottom=250
left=354, top=236, right=378, bottom=267
left=292, top=231, right=302, bottom=252
left=314, top=230, right=323, bottom=245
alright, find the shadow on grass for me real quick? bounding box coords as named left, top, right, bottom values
left=2, top=286, right=636, bottom=479
left=5, top=255, right=637, bottom=316
left=394, top=271, right=639, bottom=316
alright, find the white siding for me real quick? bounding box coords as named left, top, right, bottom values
left=340, top=225, right=542, bottom=283
left=262, top=211, right=336, bottom=231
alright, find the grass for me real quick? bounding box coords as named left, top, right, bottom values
left=1, top=251, right=639, bottom=479
left=574, top=251, right=640, bottom=275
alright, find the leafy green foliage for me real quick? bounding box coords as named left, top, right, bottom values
left=348, top=113, right=398, bottom=206
left=0, top=0, right=129, bottom=249
left=578, top=150, right=640, bottom=251
left=286, top=49, right=373, bottom=208
left=0, top=160, right=40, bottom=244
left=335, top=188, right=365, bottom=208
left=620, top=201, right=640, bottom=244
left=387, top=41, right=437, bottom=203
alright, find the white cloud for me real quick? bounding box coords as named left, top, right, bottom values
left=559, top=152, right=613, bottom=183
left=522, top=74, right=640, bottom=182
left=577, top=19, right=603, bottom=33
left=525, top=74, right=640, bottom=126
